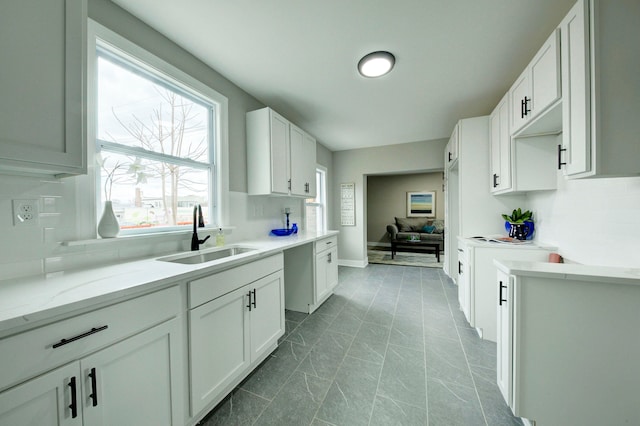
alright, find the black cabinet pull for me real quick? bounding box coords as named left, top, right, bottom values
left=493, top=173, right=499, bottom=188
left=52, top=325, right=109, bottom=349
left=68, top=376, right=78, bottom=418
left=499, top=281, right=507, bottom=306
left=251, top=289, right=257, bottom=309
left=328, top=252, right=332, bottom=263
left=448, top=152, right=452, bottom=162
left=523, top=96, right=531, bottom=116
left=557, top=144, right=567, bottom=169
left=88, top=367, right=98, bottom=407
left=246, top=291, right=252, bottom=311
left=458, top=261, right=462, bottom=275
left=288, top=179, right=292, bottom=190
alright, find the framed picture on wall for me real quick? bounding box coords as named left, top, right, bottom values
left=406, top=191, right=435, bottom=217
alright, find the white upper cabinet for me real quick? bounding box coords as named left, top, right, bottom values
left=558, top=0, right=640, bottom=178
left=490, top=93, right=512, bottom=193
left=247, top=107, right=317, bottom=197
left=290, top=124, right=317, bottom=197
left=510, top=29, right=562, bottom=136
left=0, top=0, right=87, bottom=177
left=445, top=124, right=459, bottom=167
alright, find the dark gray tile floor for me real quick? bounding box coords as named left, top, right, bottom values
left=200, top=264, right=523, bottom=426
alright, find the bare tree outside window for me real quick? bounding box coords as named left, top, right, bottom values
left=96, top=50, right=213, bottom=231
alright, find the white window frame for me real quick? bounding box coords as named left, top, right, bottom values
left=305, top=166, right=327, bottom=232
left=87, top=20, right=229, bottom=236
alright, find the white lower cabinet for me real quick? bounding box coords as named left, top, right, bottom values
left=0, top=287, right=183, bottom=426
left=457, top=238, right=551, bottom=342
left=188, top=254, right=284, bottom=417
left=457, top=248, right=471, bottom=321
left=315, top=237, right=338, bottom=304
left=495, top=268, right=513, bottom=407
left=495, top=262, right=640, bottom=425
left=189, top=285, right=250, bottom=416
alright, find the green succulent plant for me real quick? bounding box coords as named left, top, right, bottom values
left=501, top=208, right=533, bottom=224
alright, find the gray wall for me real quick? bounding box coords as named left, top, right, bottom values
left=333, top=138, right=448, bottom=266
left=367, top=172, right=444, bottom=245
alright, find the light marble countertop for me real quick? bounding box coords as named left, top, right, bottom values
left=494, top=259, right=640, bottom=285
left=0, top=231, right=338, bottom=337
left=457, top=235, right=556, bottom=250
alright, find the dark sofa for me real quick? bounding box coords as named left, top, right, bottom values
left=386, top=217, right=445, bottom=251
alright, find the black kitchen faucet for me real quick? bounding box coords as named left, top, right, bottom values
left=191, top=204, right=210, bottom=251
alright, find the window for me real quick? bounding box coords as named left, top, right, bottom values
left=90, top=22, right=228, bottom=235
left=305, top=167, right=327, bottom=233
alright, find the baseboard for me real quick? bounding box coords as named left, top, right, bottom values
left=338, top=258, right=368, bottom=268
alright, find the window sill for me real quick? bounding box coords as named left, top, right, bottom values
left=62, top=226, right=235, bottom=248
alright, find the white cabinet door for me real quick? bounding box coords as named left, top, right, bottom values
left=560, top=0, right=590, bottom=177
left=457, top=248, right=471, bottom=323
left=509, top=71, right=530, bottom=133
left=315, top=250, right=330, bottom=303
left=530, top=29, right=561, bottom=117
left=489, top=94, right=512, bottom=193
left=270, top=111, right=291, bottom=195
left=290, top=125, right=316, bottom=197
left=81, top=318, right=182, bottom=426
left=510, top=30, right=560, bottom=136
left=0, top=362, right=82, bottom=426
left=189, top=286, right=251, bottom=416
left=446, top=124, right=459, bottom=165
left=326, top=247, right=339, bottom=292
left=0, top=0, right=86, bottom=176
left=302, top=132, right=317, bottom=197
left=249, top=271, right=285, bottom=363
left=496, top=269, right=513, bottom=408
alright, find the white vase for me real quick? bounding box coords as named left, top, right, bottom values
left=98, top=201, right=120, bottom=238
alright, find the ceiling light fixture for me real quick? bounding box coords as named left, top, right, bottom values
left=357, top=51, right=395, bottom=78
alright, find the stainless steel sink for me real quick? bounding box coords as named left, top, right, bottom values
left=157, top=246, right=257, bottom=265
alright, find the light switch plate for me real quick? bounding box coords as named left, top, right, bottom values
left=13, top=199, right=39, bottom=226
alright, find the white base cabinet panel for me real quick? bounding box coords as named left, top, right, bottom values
left=284, top=235, right=338, bottom=314
left=496, top=262, right=640, bottom=425
left=189, top=286, right=251, bottom=416
left=458, top=238, right=551, bottom=342
left=188, top=254, right=284, bottom=418
left=0, top=317, right=183, bottom=426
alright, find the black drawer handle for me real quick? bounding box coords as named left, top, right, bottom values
left=557, top=144, right=567, bottom=169
left=499, top=281, right=507, bottom=306
left=247, top=291, right=253, bottom=311
left=252, top=289, right=257, bottom=309
left=52, top=325, right=109, bottom=349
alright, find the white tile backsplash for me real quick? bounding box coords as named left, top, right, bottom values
left=528, top=174, right=640, bottom=267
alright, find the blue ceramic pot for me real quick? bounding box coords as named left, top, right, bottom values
left=504, top=221, right=534, bottom=240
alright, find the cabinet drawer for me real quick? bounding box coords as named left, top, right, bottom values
left=0, top=285, right=180, bottom=392
left=315, top=236, right=337, bottom=254
left=189, top=253, right=283, bottom=309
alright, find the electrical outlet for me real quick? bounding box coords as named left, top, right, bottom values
left=12, top=199, right=39, bottom=227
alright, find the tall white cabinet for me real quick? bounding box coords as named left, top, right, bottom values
left=0, top=0, right=87, bottom=176
left=443, top=117, right=524, bottom=282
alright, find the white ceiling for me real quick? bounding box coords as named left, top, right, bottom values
left=110, top=0, right=575, bottom=151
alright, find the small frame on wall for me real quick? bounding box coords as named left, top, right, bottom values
left=407, top=191, right=435, bottom=217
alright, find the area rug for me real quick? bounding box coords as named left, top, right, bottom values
left=367, top=246, right=443, bottom=268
